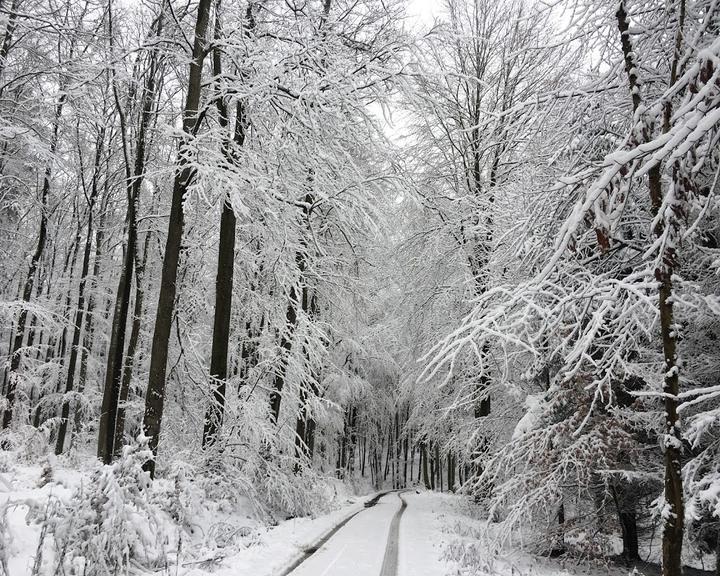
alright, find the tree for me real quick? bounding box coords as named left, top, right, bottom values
left=201, top=0, right=253, bottom=448
left=141, top=0, right=213, bottom=476
left=98, top=0, right=166, bottom=464
left=421, top=0, right=720, bottom=572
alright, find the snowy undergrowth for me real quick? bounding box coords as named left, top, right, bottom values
left=435, top=494, right=653, bottom=576
left=0, top=434, right=365, bottom=576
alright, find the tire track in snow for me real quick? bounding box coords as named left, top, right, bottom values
left=379, top=490, right=408, bottom=576
left=278, top=491, right=391, bottom=576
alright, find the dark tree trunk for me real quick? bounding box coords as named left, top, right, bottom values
left=202, top=2, right=253, bottom=448
left=74, top=187, right=110, bottom=441
left=2, top=92, right=65, bottom=429
left=97, top=190, right=136, bottom=462
left=421, top=442, right=430, bottom=489
left=97, top=39, right=158, bottom=462
left=384, top=427, right=392, bottom=481
left=616, top=4, right=686, bottom=574
left=55, top=128, right=105, bottom=454
left=0, top=0, right=20, bottom=86
left=403, top=429, right=408, bottom=487
left=361, top=437, right=366, bottom=477
left=114, top=225, right=151, bottom=457
left=269, top=289, right=299, bottom=424
left=436, top=443, right=442, bottom=492
left=143, top=0, right=213, bottom=477
left=620, top=509, right=639, bottom=561
left=410, top=440, right=415, bottom=484
left=429, top=444, right=436, bottom=490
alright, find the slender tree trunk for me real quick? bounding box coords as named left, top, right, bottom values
left=0, top=0, right=19, bottom=87
left=54, top=207, right=84, bottom=387
left=99, top=2, right=165, bottom=464
left=2, top=92, right=65, bottom=429
left=142, top=0, right=213, bottom=477
left=616, top=4, right=685, bottom=574
left=269, top=289, right=298, bottom=424
left=403, top=431, right=408, bottom=487
left=203, top=2, right=253, bottom=446
left=429, top=444, right=436, bottom=490
left=55, top=129, right=105, bottom=454
left=98, top=169, right=138, bottom=462
left=437, top=444, right=443, bottom=492
left=420, top=443, right=427, bottom=487
left=394, top=410, right=400, bottom=488
left=74, top=188, right=110, bottom=441
left=114, top=225, right=151, bottom=457
left=361, top=437, right=366, bottom=477
left=384, top=428, right=392, bottom=481
left=410, top=440, right=415, bottom=484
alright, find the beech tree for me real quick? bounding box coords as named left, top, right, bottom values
left=141, top=0, right=213, bottom=477
left=98, top=0, right=167, bottom=464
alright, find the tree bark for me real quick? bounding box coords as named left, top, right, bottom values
left=421, top=442, right=430, bottom=488
left=97, top=75, right=143, bottom=462
left=202, top=1, right=253, bottom=447
left=74, top=184, right=110, bottom=441
left=114, top=224, right=151, bottom=457
left=269, top=287, right=299, bottom=425
left=142, top=0, right=212, bottom=477
left=616, top=4, right=685, bottom=574
left=2, top=91, right=65, bottom=429
left=0, top=0, right=20, bottom=87
left=55, top=127, right=105, bottom=454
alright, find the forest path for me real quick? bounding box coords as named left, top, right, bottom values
left=286, top=491, right=406, bottom=576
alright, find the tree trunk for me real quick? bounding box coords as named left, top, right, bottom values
left=55, top=128, right=105, bottom=454
left=114, top=224, right=152, bottom=457
left=616, top=4, right=686, bottom=574
left=421, top=442, right=430, bottom=488
left=403, top=429, right=409, bottom=487
left=437, top=443, right=442, bottom=492
left=142, top=0, right=213, bottom=477
left=429, top=444, right=436, bottom=490
left=73, top=187, right=110, bottom=443
left=620, top=509, right=639, bottom=562
left=361, top=437, right=366, bottom=477
left=269, top=289, right=298, bottom=425
left=0, top=0, right=20, bottom=87
left=97, top=113, right=141, bottom=463
left=202, top=2, right=253, bottom=448
left=2, top=92, right=65, bottom=430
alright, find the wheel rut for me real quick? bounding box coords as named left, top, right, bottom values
left=379, top=490, right=409, bottom=576
left=279, top=491, right=391, bottom=576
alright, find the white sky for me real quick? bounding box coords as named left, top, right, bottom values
left=404, top=0, right=442, bottom=27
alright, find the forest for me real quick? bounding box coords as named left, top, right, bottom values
left=0, top=0, right=719, bottom=575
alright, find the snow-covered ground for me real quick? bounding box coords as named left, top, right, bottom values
left=283, top=492, right=400, bottom=576
left=0, top=454, right=373, bottom=576
left=2, top=456, right=710, bottom=576
left=186, top=492, right=387, bottom=576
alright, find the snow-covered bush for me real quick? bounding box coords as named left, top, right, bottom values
left=51, top=435, right=171, bottom=575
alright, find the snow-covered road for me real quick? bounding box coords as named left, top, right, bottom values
left=287, top=492, right=404, bottom=576
left=283, top=490, right=453, bottom=576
